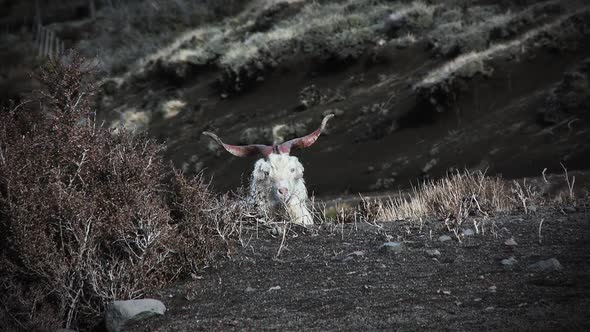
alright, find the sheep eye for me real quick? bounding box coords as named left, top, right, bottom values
left=290, top=168, right=295, bottom=173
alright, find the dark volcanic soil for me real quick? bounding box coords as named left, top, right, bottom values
left=127, top=208, right=590, bottom=331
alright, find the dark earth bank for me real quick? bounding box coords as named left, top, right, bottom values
left=3, top=0, right=590, bottom=196
left=100, top=0, right=590, bottom=196
left=126, top=208, right=590, bottom=331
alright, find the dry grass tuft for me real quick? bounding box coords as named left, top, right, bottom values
left=371, top=170, right=515, bottom=224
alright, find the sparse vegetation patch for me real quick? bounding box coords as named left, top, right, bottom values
left=0, top=56, right=249, bottom=331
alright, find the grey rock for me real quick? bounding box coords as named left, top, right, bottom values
left=347, top=250, right=366, bottom=257
left=463, top=229, right=475, bottom=236
left=564, top=206, right=577, bottom=213
left=501, top=257, right=518, bottom=266
left=245, top=286, right=256, bottom=292
left=438, top=235, right=452, bottom=242
left=369, top=177, right=396, bottom=190
left=422, top=158, right=438, bottom=173
left=342, top=250, right=365, bottom=262
left=425, top=249, right=441, bottom=257
left=504, top=238, right=518, bottom=246
left=105, top=299, right=166, bottom=332
left=528, top=258, right=563, bottom=272
left=272, top=121, right=311, bottom=143
left=380, top=242, right=403, bottom=253
left=528, top=205, right=538, bottom=212
left=240, top=127, right=271, bottom=145
left=298, top=84, right=325, bottom=109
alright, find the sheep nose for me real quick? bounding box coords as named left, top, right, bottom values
left=278, top=187, right=289, bottom=196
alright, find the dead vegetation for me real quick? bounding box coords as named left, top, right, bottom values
left=318, top=167, right=586, bottom=235
left=377, top=170, right=513, bottom=223
left=0, top=55, right=251, bottom=331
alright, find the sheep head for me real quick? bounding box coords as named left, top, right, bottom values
left=203, top=114, right=333, bottom=203
left=252, top=154, right=305, bottom=203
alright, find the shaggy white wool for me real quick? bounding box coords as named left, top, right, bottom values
left=249, top=153, right=313, bottom=225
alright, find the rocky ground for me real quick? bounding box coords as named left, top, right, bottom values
left=125, top=207, right=590, bottom=331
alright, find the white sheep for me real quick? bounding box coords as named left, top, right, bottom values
left=203, top=114, right=334, bottom=225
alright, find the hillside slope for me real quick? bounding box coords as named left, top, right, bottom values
left=46, top=0, right=590, bottom=195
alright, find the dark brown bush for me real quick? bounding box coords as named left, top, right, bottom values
left=0, top=55, right=241, bottom=331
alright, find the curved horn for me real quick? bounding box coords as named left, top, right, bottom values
left=203, top=132, right=273, bottom=158
left=278, top=114, right=334, bottom=154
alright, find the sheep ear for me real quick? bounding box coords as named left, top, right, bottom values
left=278, top=114, right=334, bottom=154
left=203, top=132, right=273, bottom=157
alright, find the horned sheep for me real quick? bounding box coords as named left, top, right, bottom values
left=203, top=115, right=333, bottom=225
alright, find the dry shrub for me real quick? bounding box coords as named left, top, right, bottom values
left=168, top=171, right=253, bottom=272
left=376, top=170, right=515, bottom=223
left=0, top=55, right=239, bottom=331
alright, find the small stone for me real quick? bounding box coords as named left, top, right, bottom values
left=367, top=166, right=376, bottom=173
left=105, top=299, right=166, bottom=332
left=442, top=290, right=451, bottom=295
left=268, top=286, right=281, bottom=291
left=425, top=249, right=441, bottom=257
left=463, top=229, right=475, bottom=236
left=347, top=250, right=366, bottom=257
left=245, top=286, right=256, bottom=292
left=504, top=238, right=518, bottom=246
left=380, top=242, right=403, bottom=253
left=474, top=298, right=482, bottom=302
left=220, top=93, right=228, bottom=99
left=422, top=158, right=438, bottom=173
left=563, top=206, right=577, bottom=213
left=501, top=256, right=518, bottom=266
left=488, top=285, right=497, bottom=293
left=528, top=258, right=563, bottom=272
left=485, top=306, right=495, bottom=311
left=438, top=235, right=452, bottom=242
